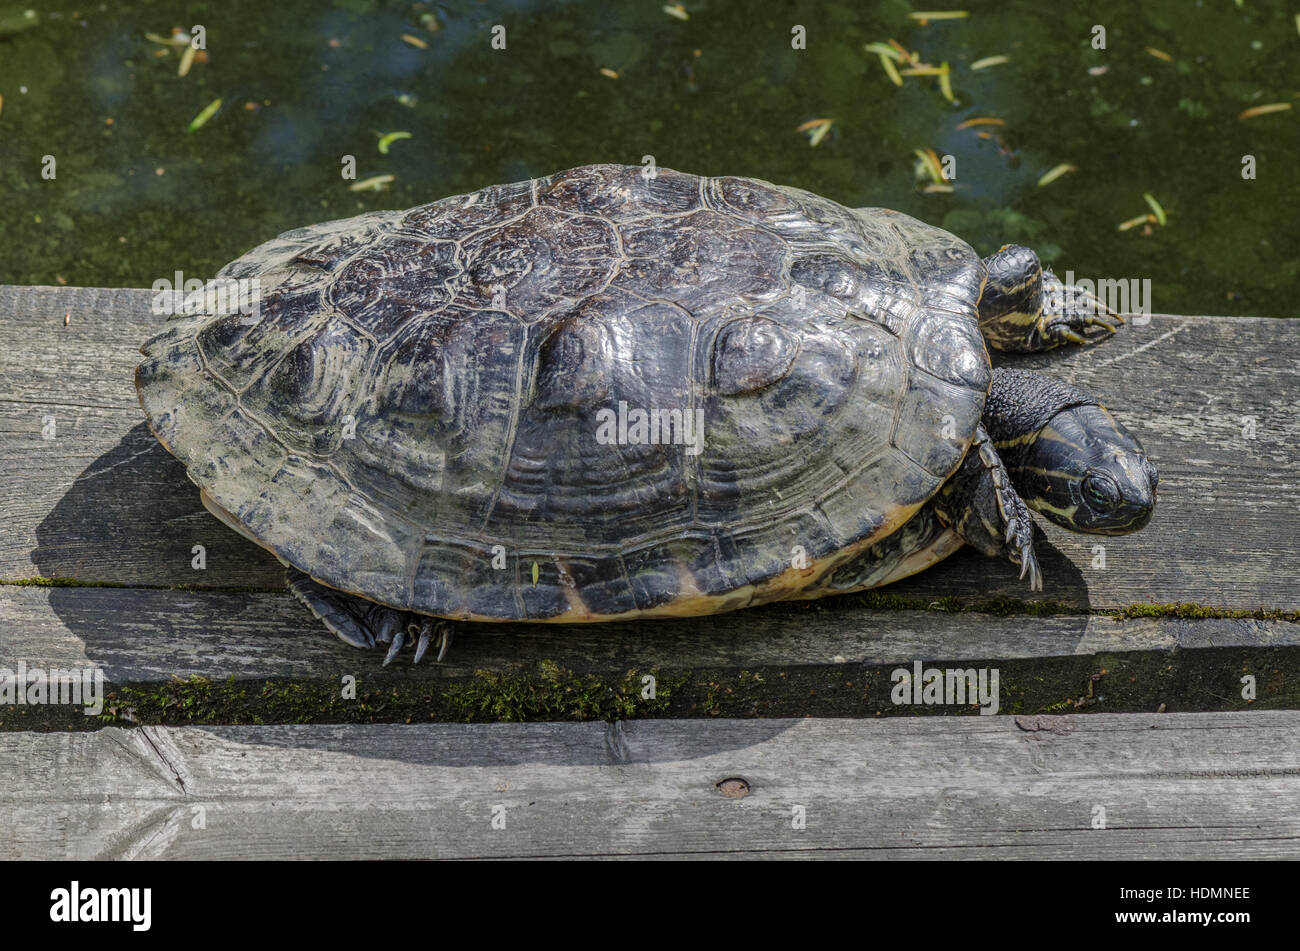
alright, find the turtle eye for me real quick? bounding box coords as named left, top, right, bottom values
left=711, top=316, right=798, bottom=396
left=1083, top=472, right=1119, bottom=513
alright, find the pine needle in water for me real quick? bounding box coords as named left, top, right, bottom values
left=1142, top=193, right=1167, bottom=226
left=938, top=61, right=955, bottom=102
left=879, top=55, right=904, bottom=85
left=1238, top=102, right=1291, bottom=120
left=908, top=11, right=970, bottom=22
left=186, top=97, right=222, bottom=133
left=349, top=174, right=395, bottom=192
left=1037, top=163, right=1077, bottom=187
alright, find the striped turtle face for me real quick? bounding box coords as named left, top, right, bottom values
left=1019, top=404, right=1158, bottom=534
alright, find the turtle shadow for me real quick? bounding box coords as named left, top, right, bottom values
left=30, top=422, right=282, bottom=589
left=884, top=524, right=1093, bottom=610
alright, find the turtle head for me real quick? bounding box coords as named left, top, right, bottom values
left=983, top=369, right=1157, bottom=536
left=1018, top=403, right=1158, bottom=535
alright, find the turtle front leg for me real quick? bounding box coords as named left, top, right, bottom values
left=978, top=244, right=1123, bottom=352
left=286, top=567, right=454, bottom=664
left=933, top=426, right=1042, bottom=591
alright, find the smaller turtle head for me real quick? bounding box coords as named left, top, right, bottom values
left=1019, top=404, right=1158, bottom=535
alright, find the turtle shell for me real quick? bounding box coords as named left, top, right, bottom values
left=137, top=164, right=990, bottom=621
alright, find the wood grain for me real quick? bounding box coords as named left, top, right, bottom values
left=3, top=714, right=1295, bottom=859
left=3, top=582, right=1297, bottom=684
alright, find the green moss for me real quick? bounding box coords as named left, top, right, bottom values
left=85, top=664, right=685, bottom=727
left=0, top=641, right=1285, bottom=731
left=835, top=591, right=1299, bottom=623
left=1109, top=602, right=1300, bottom=623
left=442, top=661, right=681, bottom=722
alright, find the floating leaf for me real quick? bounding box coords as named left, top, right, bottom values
left=377, top=130, right=412, bottom=154
left=900, top=66, right=945, bottom=76
left=177, top=44, right=196, bottom=77
left=888, top=38, right=919, bottom=65
left=797, top=118, right=834, bottom=146
left=531, top=561, right=540, bottom=587
left=922, top=183, right=955, bottom=193
left=400, top=33, right=428, bottom=49
left=1118, top=214, right=1154, bottom=232
left=1037, top=163, right=1077, bottom=187
left=1238, top=102, right=1291, bottom=120
left=599, top=67, right=620, bottom=79
left=938, top=61, right=955, bottom=102
left=1144, top=46, right=1172, bottom=62
left=185, top=97, right=222, bottom=133
left=1142, top=192, right=1167, bottom=226
left=879, top=53, right=903, bottom=86
left=913, top=148, right=945, bottom=184
left=863, top=42, right=903, bottom=61
left=663, top=3, right=689, bottom=20
left=970, top=55, right=1009, bottom=70
left=348, top=174, right=395, bottom=192
left=908, top=10, right=969, bottom=21
left=144, top=30, right=189, bottom=47
left=956, top=116, right=1005, bottom=129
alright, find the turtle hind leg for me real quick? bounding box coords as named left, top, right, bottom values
left=933, top=426, right=1042, bottom=591
left=978, top=244, right=1123, bottom=352
left=285, top=567, right=453, bottom=664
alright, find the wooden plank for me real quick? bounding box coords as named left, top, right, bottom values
left=2, top=285, right=1297, bottom=611
left=1, top=584, right=1295, bottom=726
left=0, top=286, right=282, bottom=588
left=3, top=714, right=1296, bottom=859
left=4, top=582, right=1298, bottom=680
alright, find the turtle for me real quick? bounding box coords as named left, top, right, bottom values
left=136, top=163, right=1158, bottom=664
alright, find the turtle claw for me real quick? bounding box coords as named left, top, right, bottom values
left=1040, top=272, right=1124, bottom=348
left=382, top=627, right=406, bottom=666
left=935, top=426, right=1044, bottom=592
left=1017, top=544, right=1042, bottom=592
left=380, top=617, right=454, bottom=665
left=412, top=619, right=433, bottom=664
left=1053, top=327, right=1089, bottom=346
left=434, top=621, right=454, bottom=663
left=1091, top=310, right=1125, bottom=331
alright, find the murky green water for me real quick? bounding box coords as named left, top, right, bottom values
left=1, top=0, right=1296, bottom=315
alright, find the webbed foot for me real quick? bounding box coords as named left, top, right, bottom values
left=287, top=567, right=455, bottom=663
left=1038, top=270, right=1124, bottom=347
left=978, top=244, right=1123, bottom=353
left=934, top=426, right=1042, bottom=591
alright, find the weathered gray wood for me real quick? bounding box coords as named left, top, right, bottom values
left=3, top=714, right=1296, bottom=859
left=2, top=285, right=1297, bottom=611
left=3, top=582, right=1297, bottom=682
